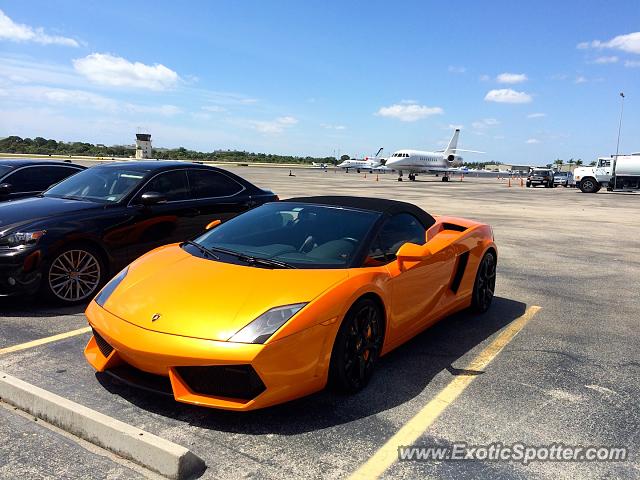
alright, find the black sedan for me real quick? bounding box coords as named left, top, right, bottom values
left=0, top=161, right=277, bottom=304
left=0, top=159, right=85, bottom=202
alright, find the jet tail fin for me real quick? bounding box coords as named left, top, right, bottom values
left=374, top=147, right=384, bottom=158
left=444, top=129, right=460, bottom=155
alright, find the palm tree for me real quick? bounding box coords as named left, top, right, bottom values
left=567, top=158, right=575, bottom=165
left=589, top=160, right=596, bottom=166
left=575, top=159, right=583, bottom=166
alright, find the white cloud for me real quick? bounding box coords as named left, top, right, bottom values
left=73, top=53, right=180, bottom=90
left=484, top=89, right=532, bottom=104
left=0, top=9, right=79, bottom=47
left=580, top=32, right=640, bottom=54
left=376, top=102, right=443, bottom=122
left=593, top=55, right=619, bottom=64
left=525, top=138, right=540, bottom=144
left=321, top=123, right=346, bottom=130
left=625, top=60, right=640, bottom=68
left=448, top=66, right=466, bottom=74
left=252, top=116, right=298, bottom=134
left=472, top=118, right=500, bottom=130
left=496, top=73, right=528, bottom=84
left=4, top=85, right=182, bottom=117
left=479, top=74, right=490, bottom=81
left=202, top=91, right=258, bottom=105
left=527, top=112, right=546, bottom=118
left=574, top=75, right=587, bottom=84
left=202, top=105, right=227, bottom=113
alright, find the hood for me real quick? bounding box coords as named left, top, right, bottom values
left=103, top=245, right=349, bottom=341
left=0, top=196, right=102, bottom=233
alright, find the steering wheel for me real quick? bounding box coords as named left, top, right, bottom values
left=299, top=235, right=316, bottom=253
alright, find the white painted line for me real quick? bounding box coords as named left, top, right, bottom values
left=0, top=372, right=205, bottom=480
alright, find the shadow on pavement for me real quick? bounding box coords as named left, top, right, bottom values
left=95, top=296, right=527, bottom=435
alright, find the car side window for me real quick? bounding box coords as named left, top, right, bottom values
left=366, top=213, right=426, bottom=264
left=139, top=170, right=190, bottom=201
left=4, top=166, right=80, bottom=193
left=187, top=169, right=243, bottom=198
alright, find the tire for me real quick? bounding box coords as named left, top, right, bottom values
left=579, top=177, right=600, bottom=193
left=43, top=245, right=107, bottom=305
left=471, top=251, right=496, bottom=313
left=329, top=298, right=384, bottom=393
left=526, top=182, right=531, bottom=187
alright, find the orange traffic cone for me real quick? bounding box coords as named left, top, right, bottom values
left=376, top=174, right=379, bottom=182
left=520, top=178, right=524, bottom=187
left=507, top=177, right=512, bottom=187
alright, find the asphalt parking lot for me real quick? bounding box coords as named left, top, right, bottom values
left=1, top=165, right=639, bottom=479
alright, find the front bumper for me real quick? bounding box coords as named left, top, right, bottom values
left=0, top=247, right=44, bottom=296
left=84, top=301, right=333, bottom=411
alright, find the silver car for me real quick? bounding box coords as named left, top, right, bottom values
left=553, top=171, right=574, bottom=187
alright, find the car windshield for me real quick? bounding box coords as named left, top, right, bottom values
left=532, top=170, right=550, bottom=175
left=43, top=167, right=146, bottom=203
left=0, top=165, right=13, bottom=178
left=555, top=172, right=567, bottom=177
left=188, top=202, right=381, bottom=269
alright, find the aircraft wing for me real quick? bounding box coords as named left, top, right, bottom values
left=448, top=148, right=485, bottom=153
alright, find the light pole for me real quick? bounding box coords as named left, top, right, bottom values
left=615, top=92, right=625, bottom=158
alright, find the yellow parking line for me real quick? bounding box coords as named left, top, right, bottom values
left=348, top=305, right=542, bottom=480
left=0, top=327, right=91, bottom=356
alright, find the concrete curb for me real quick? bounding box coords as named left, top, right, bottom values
left=0, top=372, right=205, bottom=479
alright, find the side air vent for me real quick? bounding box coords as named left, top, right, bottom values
left=450, top=251, right=470, bottom=293
left=442, top=222, right=467, bottom=232
left=92, top=328, right=114, bottom=358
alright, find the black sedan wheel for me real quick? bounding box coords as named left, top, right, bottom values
left=45, top=246, right=106, bottom=304
left=329, top=298, right=384, bottom=393
left=471, top=251, right=496, bottom=313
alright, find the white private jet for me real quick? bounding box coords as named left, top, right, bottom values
left=337, top=148, right=387, bottom=173
left=385, top=129, right=482, bottom=182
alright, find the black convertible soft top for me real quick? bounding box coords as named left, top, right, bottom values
left=285, top=196, right=436, bottom=228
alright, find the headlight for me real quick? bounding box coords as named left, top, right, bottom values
left=0, top=230, right=46, bottom=248
left=95, top=267, right=129, bottom=307
left=228, top=303, right=308, bottom=344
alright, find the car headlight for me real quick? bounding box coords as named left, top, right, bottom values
left=228, top=303, right=308, bottom=344
left=95, top=267, right=129, bottom=307
left=0, top=230, right=46, bottom=249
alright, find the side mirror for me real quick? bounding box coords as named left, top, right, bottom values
left=0, top=183, right=12, bottom=196
left=140, top=191, right=167, bottom=206
left=396, top=242, right=430, bottom=263
left=205, top=219, right=222, bottom=230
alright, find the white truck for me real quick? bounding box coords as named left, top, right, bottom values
left=575, top=153, right=640, bottom=193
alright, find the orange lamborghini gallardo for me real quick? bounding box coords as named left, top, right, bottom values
left=85, top=196, right=497, bottom=411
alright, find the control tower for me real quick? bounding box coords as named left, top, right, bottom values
left=135, top=133, right=152, bottom=159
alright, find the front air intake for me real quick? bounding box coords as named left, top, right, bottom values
left=92, top=328, right=114, bottom=358
left=175, top=365, right=266, bottom=400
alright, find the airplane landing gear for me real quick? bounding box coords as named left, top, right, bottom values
left=441, top=175, right=450, bottom=182
left=408, top=173, right=416, bottom=181
left=397, top=171, right=403, bottom=182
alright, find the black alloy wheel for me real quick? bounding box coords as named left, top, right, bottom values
left=471, top=251, right=496, bottom=313
left=329, top=298, right=384, bottom=393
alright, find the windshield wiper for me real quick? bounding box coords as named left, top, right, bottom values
left=184, top=240, right=220, bottom=260
left=205, top=246, right=295, bottom=269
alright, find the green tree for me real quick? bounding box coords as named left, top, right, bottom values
left=340, top=154, right=350, bottom=161
left=575, top=159, right=583, bottom=166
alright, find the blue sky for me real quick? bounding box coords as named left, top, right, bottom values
left=1, top=1, right=639, bottom=164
